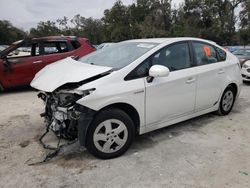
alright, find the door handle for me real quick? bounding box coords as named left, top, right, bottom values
left=33, top=60, right=43, bottom=64
left=218, top=69, right=225, bottom=74
left=186, top=78, right=195, bottom=84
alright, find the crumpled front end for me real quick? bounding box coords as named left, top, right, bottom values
left=38, top=89, right=96, bottom=144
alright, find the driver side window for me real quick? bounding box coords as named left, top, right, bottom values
left=152, top=42, right=191, bottom=71
left=125, top=42, right=191, bottom=80
left=7, top=42, right=39, bottom=58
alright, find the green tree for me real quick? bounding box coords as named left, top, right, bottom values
left=240, top=0, right=250, bottom=29
left=70, top=14, right=104, bottom=44
left=29, top=21, right=61, bottom=37
left=23, top=0, right=247, bottom=45
left=239, top=0, right=250, bottom=46
left=103, top=0, right=131, bottom=41
left=0, top=20, right=26, bottom=44
left=171, top=0, right=243, bottom=45
left=57, top=16, right=72, bottom=35
left=138, top=0, right=172, bottom=37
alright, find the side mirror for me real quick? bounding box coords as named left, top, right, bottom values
left=149, top=65, right=170, bottom=78
left=147, top=65, right=170, bottom=83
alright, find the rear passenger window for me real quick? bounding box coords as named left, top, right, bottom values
left=43, top=42, right=69, bottom=55
left=193, top=42, right=218, bottom=65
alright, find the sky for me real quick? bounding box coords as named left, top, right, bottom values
left=0, top=0, right=183, bottom=31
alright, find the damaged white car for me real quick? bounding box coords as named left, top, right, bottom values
left=31, top=38, right=242, bottom=159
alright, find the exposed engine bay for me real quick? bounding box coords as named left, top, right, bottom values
left=29, top=90, right=95, bottom=165
left=38, top=89, right=92, bottom=141
left=30, top=69, right=111, bottom=164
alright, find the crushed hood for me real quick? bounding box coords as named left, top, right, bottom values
left=31, top=57, right=112, bottom=92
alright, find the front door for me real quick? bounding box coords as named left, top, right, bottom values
left=0, top=42, right=41, bottom=87
left=145, top=42, right=197, bottom=127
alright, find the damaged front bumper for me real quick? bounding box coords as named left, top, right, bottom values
left=38, top=91, right=96, bottom=146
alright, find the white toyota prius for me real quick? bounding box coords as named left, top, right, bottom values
left=31, top=38, right=242, bottom=159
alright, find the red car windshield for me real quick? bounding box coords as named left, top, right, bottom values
left=0, top=40, right=24, bottom=58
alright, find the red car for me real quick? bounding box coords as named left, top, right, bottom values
left=0, top=36, right=96, bottom=91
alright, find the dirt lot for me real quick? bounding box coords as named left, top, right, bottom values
left=0, top=84, right=250, bottom=188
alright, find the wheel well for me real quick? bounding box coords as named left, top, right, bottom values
left=228, top=83, right=238, bottom=95
left=100, top=103, right=140, bottom=134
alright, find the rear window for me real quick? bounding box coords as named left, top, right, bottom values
left=71, top=40, right=81, bottom=49
left=43, top=42, right=69, bottom=55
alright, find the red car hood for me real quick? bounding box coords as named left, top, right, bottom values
left=30, top=57, right=112, bottom=92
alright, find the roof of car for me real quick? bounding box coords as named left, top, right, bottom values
left=32, top=36, right=87, bottom=41
left=126, top=37, right=216, bottom=44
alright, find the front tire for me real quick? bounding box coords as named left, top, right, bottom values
left=86, top=108, right=135, bottom=159
left=217, top=85, right=236, bottom=116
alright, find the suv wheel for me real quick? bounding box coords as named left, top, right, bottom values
left=86, top=108, right=135, bottom=159
left=217, top=85, right=236, bottom=115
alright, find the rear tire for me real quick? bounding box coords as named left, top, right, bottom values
left=217, top=85, right=236, bottom=116
left=86, top=108, right=135, bottom=159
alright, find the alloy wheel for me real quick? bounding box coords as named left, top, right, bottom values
left=222, top=90, right=234, bottom=112
left=93, top=119, right=128, bottom=153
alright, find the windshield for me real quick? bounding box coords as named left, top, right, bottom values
left=0, top=40, right=25, bottom=57
left=233, top=49, right=250, bottom=56
left=79, top=42, right=157, bottom=69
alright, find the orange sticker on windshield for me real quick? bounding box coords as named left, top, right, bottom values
left=203, top=46, right=211, bottom=57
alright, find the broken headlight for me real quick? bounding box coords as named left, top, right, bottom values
left=56, top=88, right=96, bottom=107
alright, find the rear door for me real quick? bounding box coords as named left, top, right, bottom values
left=191, top=41, right=227, bottom=111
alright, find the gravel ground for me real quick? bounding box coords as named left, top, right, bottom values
left=0, top=84, right=250, bottom=188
